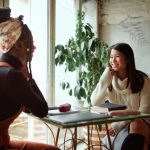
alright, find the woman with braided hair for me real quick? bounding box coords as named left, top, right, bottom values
left=0, top=7, right=60, bottom=150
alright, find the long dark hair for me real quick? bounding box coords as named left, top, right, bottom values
left=108, top=43, right=147, bottom=93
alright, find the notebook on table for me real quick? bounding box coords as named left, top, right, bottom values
left=97, top=100, right=127, bottom=111
left=91, top=100, right=127, bottom=114
left=48, top=111, right=110, bottom=124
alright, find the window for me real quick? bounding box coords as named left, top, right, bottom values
left=8, top=0, right=98, bottom=147
left=9, top=0, right=48, bottom=143
left=55, top=0, right=76, bottom=106
left=55, top=0, right=98, bottom=107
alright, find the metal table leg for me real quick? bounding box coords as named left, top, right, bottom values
left=105, top=123, right=113, bottom=150
left=73, top=127, right=77, bottom=150
left=55, top=128, right=60, bottom=146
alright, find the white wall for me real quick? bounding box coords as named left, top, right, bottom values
left=99, top=0, right=150, bottom=74
left=82, top=0, right=97, bottom=34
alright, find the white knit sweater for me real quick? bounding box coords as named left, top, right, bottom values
left=91, top=67, right=150, bottom=133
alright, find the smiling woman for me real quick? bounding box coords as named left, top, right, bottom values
left=91, top=43, right=150, bottom=150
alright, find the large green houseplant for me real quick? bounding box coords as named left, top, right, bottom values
left=55, top=11, right=109, bottom=106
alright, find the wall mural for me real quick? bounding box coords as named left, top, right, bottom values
left=99, top=0, right=150, bottom=46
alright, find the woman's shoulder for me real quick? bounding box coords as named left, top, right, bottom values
left=137, top=70, right=150, bottom=83
left=0, top=67, right=17, bottom=79
left=144, top=75, right=150, bottom=82
left=0, top=66, right=12, bottom=73
left=142, top=75, right=150, bottom=89
left=1, top=67, right=25, bottom=83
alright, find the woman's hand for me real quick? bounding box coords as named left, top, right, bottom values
left=109, top=127, right=116, bottom=137
left=109, top=67, right=117, bottom=76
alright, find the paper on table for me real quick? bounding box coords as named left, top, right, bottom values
left=91, top=101, right=127, bottom=115
left=91, top=106, right=109, bottom=114
left=109, top=109, right=140, bottom=117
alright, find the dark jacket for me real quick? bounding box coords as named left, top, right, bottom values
left=0, top=66, right=48, bottom=120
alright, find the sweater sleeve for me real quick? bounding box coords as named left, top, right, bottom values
left=91, top=67, right=113, bottom=105
left=139, top=77, right=150, bottom=114
left=6, top=69, right=48, bottom=118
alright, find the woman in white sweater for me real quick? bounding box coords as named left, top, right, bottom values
left=91, top=43, right=150, bottom=150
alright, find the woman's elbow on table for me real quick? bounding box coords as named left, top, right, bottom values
left=33, top=102, right=48, bottom=118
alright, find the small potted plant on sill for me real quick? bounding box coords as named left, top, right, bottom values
left=55, top=10, right=109, bottom=108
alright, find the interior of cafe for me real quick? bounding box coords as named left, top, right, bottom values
left=0, top=0, right=150, bottom=149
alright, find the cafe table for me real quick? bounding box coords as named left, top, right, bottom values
left=28, top=110, right=150, bottom=150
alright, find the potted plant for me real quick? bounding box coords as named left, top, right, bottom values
left=55, top=10, right=109, bottom=107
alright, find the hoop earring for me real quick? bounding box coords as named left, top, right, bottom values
left=27, top=48, right=30, bottom=52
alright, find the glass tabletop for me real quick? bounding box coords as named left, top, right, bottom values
left=42, top=111, right=150, bottom=128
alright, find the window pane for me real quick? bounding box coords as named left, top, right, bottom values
left=55, top=0, right=76, bottom=106
left=9, top=0, right=48, bottom=143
